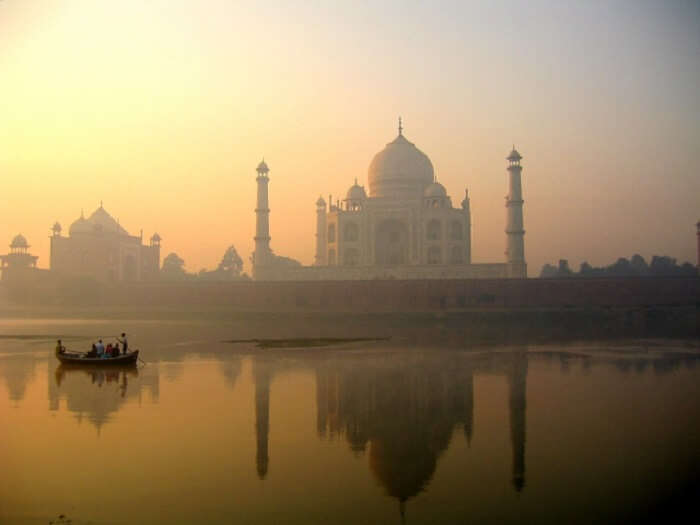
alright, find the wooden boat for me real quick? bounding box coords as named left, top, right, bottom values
left=55, top=348, right=139, bottom=365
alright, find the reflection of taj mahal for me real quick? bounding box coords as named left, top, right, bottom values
left=252, top=349, right=529, bottom=514
left=253, top=120, right=527, bottom=280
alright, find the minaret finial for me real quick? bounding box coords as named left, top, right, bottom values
left=398, top=116, right=403, bottom=136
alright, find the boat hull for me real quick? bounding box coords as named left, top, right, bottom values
left=55, top=349, right=139, bottom=365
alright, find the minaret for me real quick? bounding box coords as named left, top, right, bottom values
left=253, top=159, right=271, bottom=279
left=505, top=147, right=526, bottom=277
left=461, top=189, right=472, bottom=264
left=315, top=196, right=327, bottom=266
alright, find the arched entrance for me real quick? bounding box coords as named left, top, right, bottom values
left=375, top=219, right=408, bottom=266
left=123, top=255, right=137, bottom=281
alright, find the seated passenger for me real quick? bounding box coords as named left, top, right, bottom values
left=106, top=343, right=113, bottom=357
left=87, top=344, right=98, bottom=358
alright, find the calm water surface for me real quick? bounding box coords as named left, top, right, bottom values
left=1, top=318, right=698, bottom=524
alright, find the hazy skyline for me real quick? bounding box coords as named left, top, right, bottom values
left=1, top=0, right=698, bottom=275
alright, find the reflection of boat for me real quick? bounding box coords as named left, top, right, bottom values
left=55, top=348, right=139, bottom=365
left=55, top=363, right=140, bottom=385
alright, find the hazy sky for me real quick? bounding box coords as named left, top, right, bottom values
left=1, top=0, right=698, bottom=275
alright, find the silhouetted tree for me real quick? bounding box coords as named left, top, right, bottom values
left=630, top=254, right=649, bottom=276
left=608, top=257, right=632, bottom=276
left=579, top=261, right=593, bottom=276
left=540, top=254, right=694, bottom=278
left=198, top=245, right=246, bottom=281
left=161, top=252, right=189, bottom=280
left=539, top=264, right=558, bottom=278
left=217, top=245, right=243, bottom=277
left=557, top=259, right=572, bottom=276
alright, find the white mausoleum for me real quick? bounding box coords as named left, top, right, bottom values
left=253, top=121, right=526, bottom=280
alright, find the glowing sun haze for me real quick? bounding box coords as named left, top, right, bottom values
left=1, top=0, right=698, bottom=275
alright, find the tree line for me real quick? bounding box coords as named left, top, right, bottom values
left=540, top=255, right=697, bottom=278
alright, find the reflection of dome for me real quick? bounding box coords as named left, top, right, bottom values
left=369, top=439, right=438, bottom=503
left=346, top=180, right=367, bottom=201
left=368, top=131, right=434, bottom=199
left=424, top=182, right=446, bottom=198
left=10, top=234, right=28, bottom=248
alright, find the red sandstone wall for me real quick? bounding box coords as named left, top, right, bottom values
left=114, top=277, right=700, bottom=312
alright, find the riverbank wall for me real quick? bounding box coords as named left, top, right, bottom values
left=1, top=276, right=698, bottom=312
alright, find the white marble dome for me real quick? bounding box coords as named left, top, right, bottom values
left=346, top=180, right=367, bottom=201
left=368, top=133, right=434, bottom=199
left=424, top=181, right=447, bottom=198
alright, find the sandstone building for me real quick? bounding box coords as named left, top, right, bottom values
left=50, top=205, right=161, bottom=282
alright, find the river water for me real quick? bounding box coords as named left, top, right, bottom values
left=1, top=317, right=698, bottom=524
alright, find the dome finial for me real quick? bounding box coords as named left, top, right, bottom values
left=398, top=116, right=403, bottom=136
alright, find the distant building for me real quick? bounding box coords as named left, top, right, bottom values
left=50, top=205, right=161, bottom=282
left=253, top=120, right=527, bottom=280
left=0, top=234, right=38, bottom=279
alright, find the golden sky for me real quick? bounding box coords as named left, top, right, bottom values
left=1, top=0, right=698, bottom=275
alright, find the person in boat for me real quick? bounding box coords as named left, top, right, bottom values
left=96, top=339, right=105, bottom=358
left=118, top=333, right=128, bottom=355
left=87, top=343, right=98, bottom=358
left=105, top=343, right=113, bottom=357
left=55, top=339, right=65, bottom=354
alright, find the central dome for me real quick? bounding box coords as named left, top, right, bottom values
left=368, top=132, right=434, bottom=199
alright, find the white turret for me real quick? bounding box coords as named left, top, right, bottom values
left=315, top=196, right=327, bottom=266
left=253, top=159, right=271, bottom=277
left=505, top=147, right=526, bottom=277
left=462, top=189, right=472, bottom=264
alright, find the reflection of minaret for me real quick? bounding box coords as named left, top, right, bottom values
left=448, top=359, right=474, bottom=447
left=463, top=368, right=474, bottom=446
left=508, top=349, right=528, bottom=492
left=253, top=359, right=271, bottom=479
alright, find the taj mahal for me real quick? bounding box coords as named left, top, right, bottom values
left=252, top=120, right=527, bottom=280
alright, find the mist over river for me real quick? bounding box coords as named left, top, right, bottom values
left=1, top=316, right=698, bottom=524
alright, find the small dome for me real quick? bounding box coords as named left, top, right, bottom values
left=69, top=216, right=91, bottom=236
left=10, top=234, right=28, bottom=248
left=151, top=232, right=161, bottom=242
left=346, top=180, right=367, bottom=201
left=424, top=182, right=447, bottom=198
left=507, top=147, right=522, bottom=162
left=52, top=221, right=62, bottom=232
left=316, top=196, right=326, bottom=206
left=256, top=159, right=269, bottom=174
